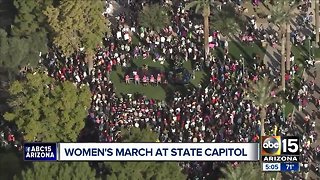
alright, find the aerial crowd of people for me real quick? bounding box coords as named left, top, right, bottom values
left=0, top=0, right=319, bottom=179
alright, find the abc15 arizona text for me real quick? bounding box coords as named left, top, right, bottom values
left=261, top=136, right=300, bottom=162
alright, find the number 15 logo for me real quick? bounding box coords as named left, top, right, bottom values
left=282, top=138, right=299, bottom=155
left=262, top=136, right=299, bottom=156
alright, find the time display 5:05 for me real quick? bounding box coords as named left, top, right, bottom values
left=262, top=163, right=280, bottom=172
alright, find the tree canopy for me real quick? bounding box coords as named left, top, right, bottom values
left=0, top=29, right=48, bottom=75
left=270, top=0, right=296, bottom=27
left=44, top=0, right=110, bottom=56
left=11, top=0, right=53, bottom=37
left=244, top=77, right=281, bottom=108
left=221, top=162, right=276, bottom=180
left=103, top=127, right=186, bottom=180
left=211, top=4, right=244, bottom=36
left=0, top=0, right=50, bottom=75
left=185, top=0, right=212, bottom=16
left=120, top=127, right=159, bottom=143
left=0, top=152, right=22, bottom=180
left=244, top=77, right=281, bottom=136
left=138, top=4, right=171, bottom=32
left=14, top=162, right=96, bottom=180
left=4, top=72, right=91, bottom=142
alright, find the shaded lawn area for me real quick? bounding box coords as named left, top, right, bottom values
left=310, top=35, right=320, bottom=59
left=110, top=57, right=206, bottom=100
left=314, top=48, right=320, bottom=59
left=215, top=41, right=306, bottom=117
left=291, top=44, right=307, bottom=86
left=284, top=43, right=311, bottom=115
left=111, top=40, right=266, bottom=100
left=213, top=40, right=266, bottom=68
left=284, top=102, right=295, bottom=117
left=312, top=45, right=320, bottom=59
left=110, top=66, right=167, bottom=100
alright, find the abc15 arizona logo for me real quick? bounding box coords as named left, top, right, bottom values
left=261, top=136, right=300, bottom=156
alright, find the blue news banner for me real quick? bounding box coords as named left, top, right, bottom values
left=280, top=162, right=300, bottom=172
left=24, top=142, right=259, bottom=161
left=262, top=162, right=300, bottom=172
left=24, top=143, right=57, bottom=161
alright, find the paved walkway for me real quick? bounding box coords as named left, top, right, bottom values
left=263, top=2, right=320, bottom=179
left=243, top=1, right=320, bottom=180
left=300, top=62, right=320, bottom=180
left=110, top=1, right=320, bottom=179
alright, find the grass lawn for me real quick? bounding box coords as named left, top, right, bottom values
left=110, top=40, right=266, bottom=100
left=281, top=44, right=307, bottom=116
left=110, top=57, right=207, bottom=100
left=292, top=39, right=320, bottom=66
left=284, top=102, right=295, bottom=117
left=314, top=48, right=320, bottom=59
left=213, top=40, right=266, bottom=67
left=311, top=41, right=320, bottom=59
left=281, top=42, right=314, bottom=116
left=311, top=44, right=320, bottom=60
left=110, top=66, right=167, bottom=100
left=290, top=44, right=306, bottom=92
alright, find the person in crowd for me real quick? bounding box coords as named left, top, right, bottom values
left=36, top=0, right=318, bottom=179
left=125, top=74, right=130, bottom=84
left=134, top=74, right=140, bottom=84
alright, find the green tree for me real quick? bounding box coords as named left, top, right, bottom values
left=0, top=152, right=22, bottom=180
left=14, top=162, right=96, bottom=180
left=138, top=4, right=171, bottom=32
left=211, top=16, right=239, bottom=37
left=103, top=128, right=186, bottom=180
left=11, top=0, right=53, bottom=37
left=44, top=0, right=110, bottom=72
left=244, top=77, right=281, bottom=136
left=0, top=0, right=50, bottom=79
left=270, top=0, right=296, bottom=90
left=185, top=0, right=213, bottom=59
left=211, top=4, right=243, bottom=37
left=0, top=29, right=48, bottom=79
left=221, top=162, right=276, bottom=180
left=0, top=0, right=15, bottom=31
left=120, top=127, right=159, bottom=143
left=4, top=71, right=91, bottom=142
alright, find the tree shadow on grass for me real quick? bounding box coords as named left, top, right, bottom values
left=128, top=59, right=139, bottom=69
left=214, top=48, right=224, bottom=60
left=162, top=65, right=199, bottom=102
left=299, top=44, right=309, bottom=56
left=199, top=72, right=210, bottom=88
left=78, top=117, right=100, bottom=143
left=162, top=65, right=174, bottom=102
left=115, top=71, right=122, bottom=81
left=163, top=82, right=191, bottom=103
left=230, top=38, right=257, bottom=68
left=294, top=112, right=306, bottom=134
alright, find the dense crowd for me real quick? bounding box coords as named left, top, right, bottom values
left=39, top=1, right=319, bottom=179
left=0, top=0, right=318, bottom=179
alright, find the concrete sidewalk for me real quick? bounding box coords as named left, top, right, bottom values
left=246, top=1, right=320, bottom=180
left=296, top=63, right=320, bottom=180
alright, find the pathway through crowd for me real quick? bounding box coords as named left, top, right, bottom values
left=301, top=62, right=320, bottom=180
